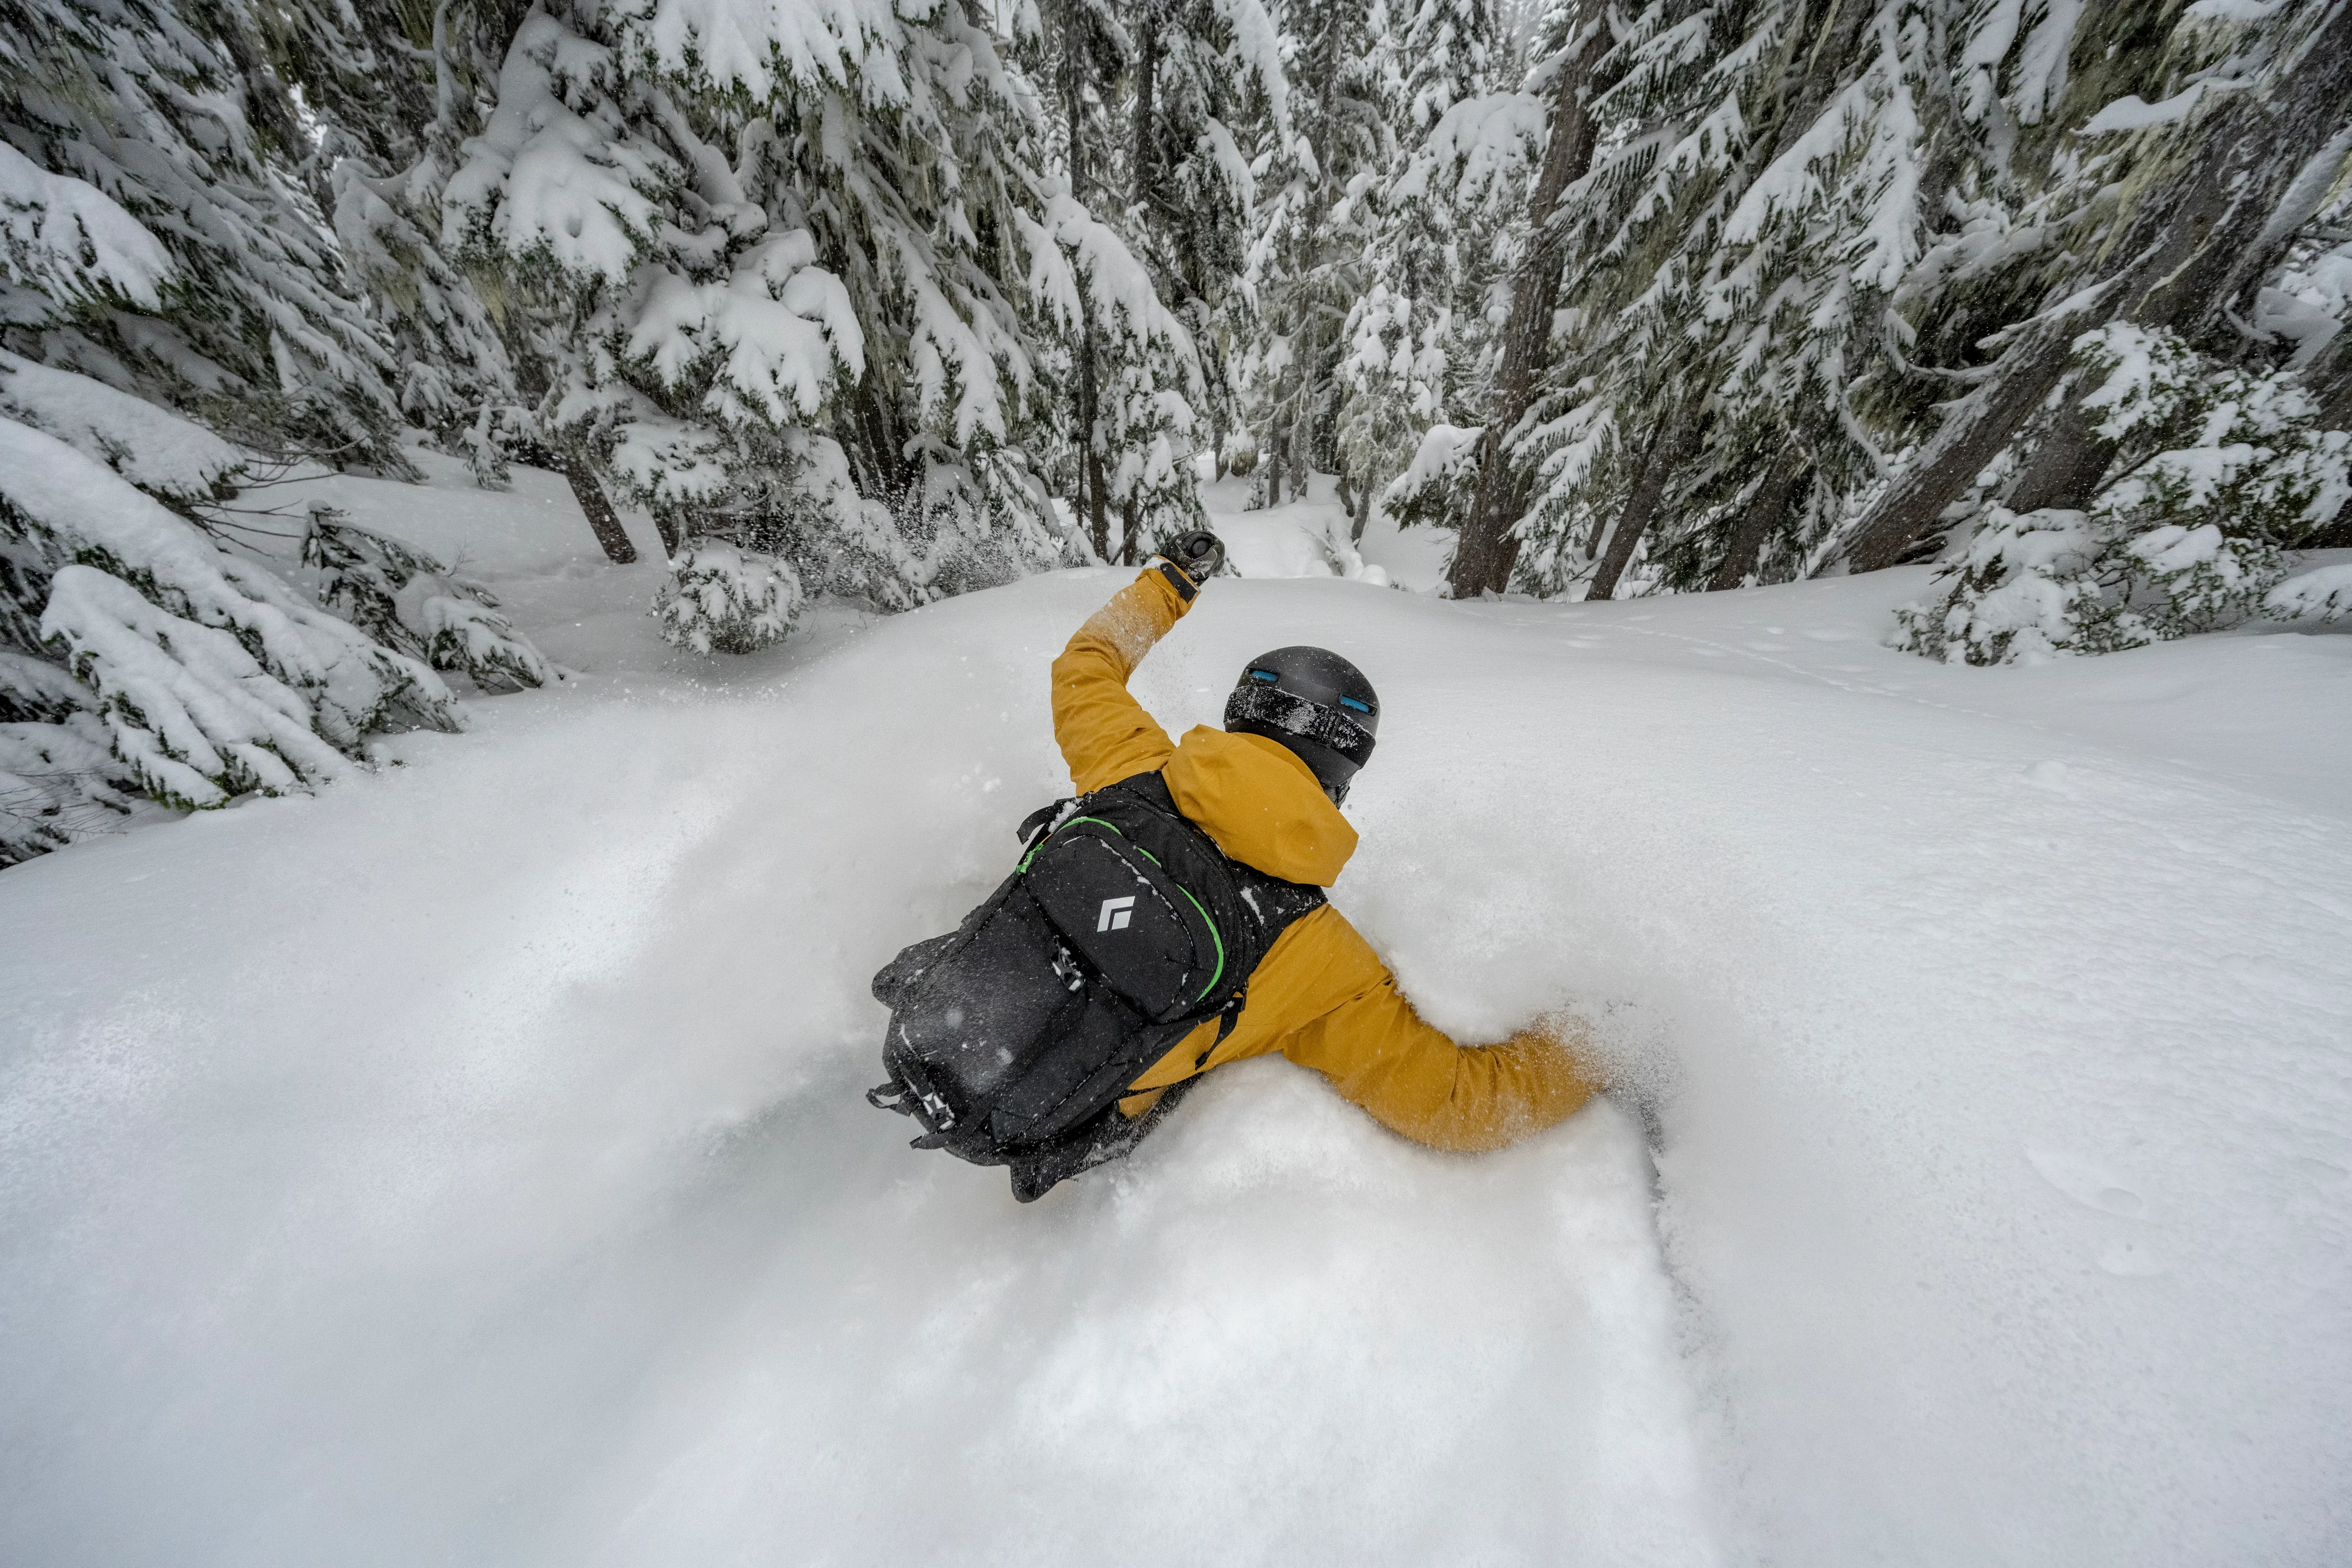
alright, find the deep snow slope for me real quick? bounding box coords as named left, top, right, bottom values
left=3, top=468, right=2350, bottom=1567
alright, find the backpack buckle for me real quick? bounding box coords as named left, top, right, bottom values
left=867, top=1081, right=956, bottom=1131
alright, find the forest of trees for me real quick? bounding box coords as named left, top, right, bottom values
left=5, top=0, right=2352, bottom=859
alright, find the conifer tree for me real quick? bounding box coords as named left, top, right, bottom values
left=1020, top=0, right=1240, bottom=564
left=1847, top=0, right=2352, bottom=573
left=1332, top=0, right=1512, bottom=541
left=0, top=0, right=544, bottom=864
left=1024, top=0, right=1132, bottom=558
left=444, top=0, right=1050, bottom=644
left=1437, top=0, right=1945, bottom=601
left=1241, top=0, right=1385, bottom=509
left=1123, top=0, right=1289, bottom=516
left=1426, top=0, right=1606, bottom=595
left=1, top=0, right=407, bottom=465
left=278, top=0, right=534, bottom=484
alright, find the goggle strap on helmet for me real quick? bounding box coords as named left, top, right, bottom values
left=1222, top=682, right=1376, bottom=770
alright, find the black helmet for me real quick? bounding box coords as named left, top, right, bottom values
left=1223, top=645, right=1380, bottom=803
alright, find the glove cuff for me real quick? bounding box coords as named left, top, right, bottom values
left=1150, top=557, right=1200, bottom=603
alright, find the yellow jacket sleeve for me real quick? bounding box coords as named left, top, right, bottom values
left=1125, top=905, right=1599, bottom=1151
left=1051, top=567, right=1195, bottom=793
left=1276, top=983, right=1598, bottom=1153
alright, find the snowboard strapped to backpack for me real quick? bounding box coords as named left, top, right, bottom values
left=867, top=771, right=1325, bottom=1200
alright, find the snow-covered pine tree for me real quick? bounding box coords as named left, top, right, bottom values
left=1452, top=0, right=1948, bottom=601
left=442, top=2, right=916, bottom=645
left=1117, top=0, right=1289, bottom=532
left=0, top=1, right=567, bottom=864
left=1331, top=0, right=1513, bottom=542
left=0, top=342, right=549, bottom=859
left=1869, top=0, right=2352, bottom=659
left=1, top=0, right=407, bottom=466
left=1398, top=0, right=2350, bottom=642
left=1021, top=184, right=1214, bottom=569
left=275, top=0, right=533, bottom=484
left=1240, top=0, right=1385, bottom=512
left=1894, top=295, right=2352, bottom=664
left=1023, top=0, right=1133, bottom=560
left=440, top=1, right=803, bottom=593
left=1020, top=0, right=1228, bottom=564
left=445, top=0, right=1218, bottom=648
left=1847, top=0, right=2352, bottom=573
left=0, top=405, right=464, bottom=855
left=1391, top=0, right=1609, bottom=596
left=301, top=507, right=554, bottom=690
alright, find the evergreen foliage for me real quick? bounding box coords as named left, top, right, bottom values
left=1241, top=0, right=1388, bottom=512
left=1021, top=0, right=1287, bottom=559
left=0, top=0, right=407, bottom=464
left=0, top=418, right=459, bottom=814
left=1333, top=0, right=1516, bottom=536
left=1382, top=0, right=2352, bottom=641
left=1896, top=323, right=2352, bottom=662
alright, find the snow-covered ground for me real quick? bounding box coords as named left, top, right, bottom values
left=1203, top=469, right=1453, bottom=591
left=4, top=462, right=2349, bottom=1566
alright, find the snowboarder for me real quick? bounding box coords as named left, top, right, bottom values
left=868, top=528, right=1599, bottom=1197
left=1051, top=531, right=1599, bottom=1150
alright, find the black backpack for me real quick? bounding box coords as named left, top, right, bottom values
left=866, top=771, right=1326, bottom=1200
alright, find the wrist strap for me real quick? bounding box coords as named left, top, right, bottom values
left=1153, top=559, right=1199, bottom=603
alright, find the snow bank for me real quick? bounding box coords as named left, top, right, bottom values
left=2, top=491, right=2348, bottom=1564
left=1206, top=471, right=1442, bottom=590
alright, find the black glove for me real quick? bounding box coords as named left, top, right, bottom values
left=1163, top=528, right=1226, bottom=584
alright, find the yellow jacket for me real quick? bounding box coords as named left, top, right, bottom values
left=1052, top=566, right=1597, bottom=1151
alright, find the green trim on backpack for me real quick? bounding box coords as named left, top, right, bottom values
left=1176, top=885, right=1225, bottom=997
left=1018, top=815, right=1123, bottom=874
left=1018, top=813, right=1222, bottom=998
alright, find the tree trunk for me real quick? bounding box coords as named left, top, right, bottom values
left=1588, top=402, right=1696, bottom=600
left=1843, top=3, right=2352, bottom=572
left=1840, top=337, right=2074, bottom=572
left=1063, top=41, right=1108, bottom=561
left=1289, top=398, right=1312, bottom=504
left=1131, top=15, right=1159, bottom=212
left=2002, top=393, right=2120, bottom=516
left=1269, top=430, right=1285, bottom=506
left=853, top=380, right=910, bottom=503
left=1086, top=440, right=1110, bottom=560
left=561, top=454, right=636, bottom=564
left=1709, top=442, right=1809, bottom=589
left=1351, top=474, right=1372, bottom=543
left=1447, top=12, right=1610, bottom=600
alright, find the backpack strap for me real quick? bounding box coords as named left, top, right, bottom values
left=1016, top=796, right=1076, bottom=846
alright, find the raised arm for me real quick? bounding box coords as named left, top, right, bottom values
left=1051, top=562, right=1201, bottom=794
